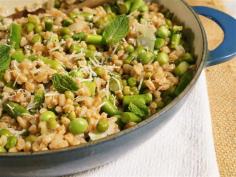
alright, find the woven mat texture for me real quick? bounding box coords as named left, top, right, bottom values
left=186, top=0, right=236, bottom=177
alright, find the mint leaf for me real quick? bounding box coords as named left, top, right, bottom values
left=0, top=44, right=11, bottom=73
left=29, top=88, right=45, bottom=113
left=103, top=15, right=129, bottom=45
left=52, top=74, right=79, bottom=93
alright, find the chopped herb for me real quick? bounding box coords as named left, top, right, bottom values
left=52, top=73, right=79, bottom=93
left=102, top=15, right=129, bottom=45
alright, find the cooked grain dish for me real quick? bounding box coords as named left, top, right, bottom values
left=0, top=0, right=195, bottom=153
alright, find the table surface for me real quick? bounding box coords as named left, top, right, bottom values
left=186, top=0, right=236, bottom=177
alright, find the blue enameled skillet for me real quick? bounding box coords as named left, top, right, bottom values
left=0, top=0, right=236, bottom=176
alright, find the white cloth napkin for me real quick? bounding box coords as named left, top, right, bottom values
left=72, top=72, right=219, bottom=177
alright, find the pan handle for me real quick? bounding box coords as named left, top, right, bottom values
left=193, top=6, right=236, bottom=67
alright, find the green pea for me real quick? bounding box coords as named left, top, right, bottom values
left=94, top=67, right=106, bottom=77
left=48, top=34, right=59, bottom=43
left=156, top=26, right=171, bottom=38
left=80, top=12, right=93, bottom=22
left=124, top=52, right=137, bottom=64
left=62, top=18, right=73, bottom=27
left=123, top=86, right=131, bottom=95
left=32, top=34, right=42, bottom=44
left=28, top=16, right=39, bottom=25
left=25, top=135, right=37, bottom=143
left=156, top=52, right=169, bottom=65
left=47, top=118, right=58, bottom=129
left=68, top=111, right=76, bottom=120
left=125, top=44, right=135, bottom=53
left=34, top=25, right=42, bottom=33
left=60, top=27, right=71, bottom=36
left=0, top=129, right=12, bottom=137
left=137, top=46, right=146, bottom=56
left=72, top=32, right=86, bottom=41
left=69, top=118, right=88, bottom=135
left=122, top=80, right=127, bottom=87
left=70, top=44, right=82, bottom=53
left=65, top=91, right=75, bottom=99
left=40, top=111, right=56, bottom=121
left=139, top=4, right=149, bottom=12
left=175, top=61, right=190, bottom=76
left=97, top=118, right=109, bottom=132
left=69, top=12, right=79, bottom=19
left=155, top=38, right=165, bottom=49
left=130, top=0, right=143, bottom=12
left=85, top=49, right=95, bottom=58
left=139, top=51, right=154, bottom=64
left=0, top=146, right=6, bottom=153
left=87, top=45, right=96, bottom=51
left=63, top=34, right=71, bottom=40
left=127, top=77, right=137, bottom=87
left=130, top=87, right=139, bottom=95
left=25, top=22, right=35, bottom=33
left=5, top=136, right=17, bottom=149
left=11, top=50, right=25, bottom=62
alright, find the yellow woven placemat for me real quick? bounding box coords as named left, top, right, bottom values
left=187, top=0, right=236, bottom=177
